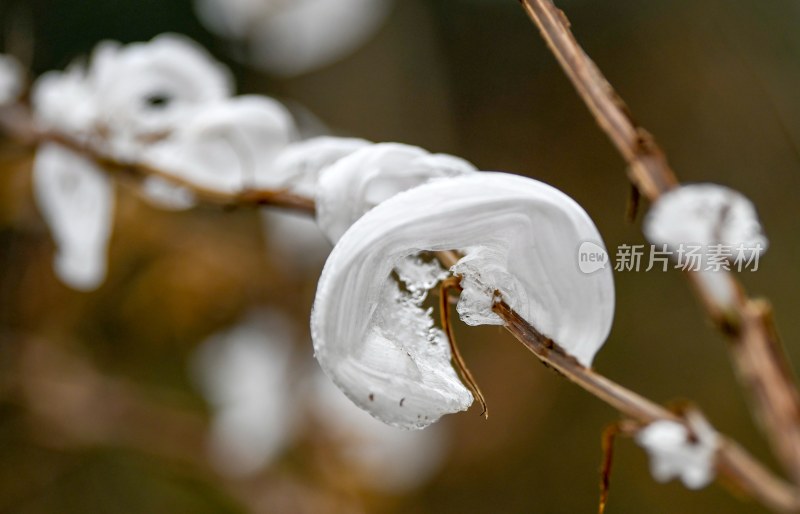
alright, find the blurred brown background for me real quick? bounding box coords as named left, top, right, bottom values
left=1, top=0, right=800, bottom=512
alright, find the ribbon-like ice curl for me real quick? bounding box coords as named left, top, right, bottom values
left=315, top=142, right=476, bottom=243
left=311, top=172, right=615, bottom=428
left=33, top=34, right=234, bottom=162
left=143, top=95, right=295, bottom=195
left=258, top=136, right=371, bottom=195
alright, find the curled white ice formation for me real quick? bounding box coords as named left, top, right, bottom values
left=636, top=412, right=719, bottom=490
left=33, top=144, right=115, bottom=291
left=33, top=34, right=234, bottom=161
left=259, top=136, right=371, bottom=195
left=315, top=142, right=476, bottom=243
left=311, top=172, right=615, bottom=428
left=143, top=95, right=295, bottom=194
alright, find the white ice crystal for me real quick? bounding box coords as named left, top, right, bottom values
left=33, top=144, right=115, bottom=291
left=0, top=54, right=23, bottom=106
left=644, top=183, right=768, bottom=263
left=194, top=0, right=393, bottom=77
left=644, top=184, right=768, bottom=308
left=89, top=35, right=234, bottom=160
left=191, top=310, right=296, bottom=477
left=315, top=142, right=476, bottom=243
left=311, top=172, right=615, bottom=428
left=33, top=34, right=234, bottom=161
left=143, top=95, right=295, bottom=193
left=32, top=64, right=97, bottom=143
left=309, top=370, right=449, bottom=492
left=636, top=413, right=719, bottom=490
left=258, top=136, right=371, bottom=195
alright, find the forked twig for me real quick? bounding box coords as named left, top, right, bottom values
left=518, top=0, right=800, bottom=492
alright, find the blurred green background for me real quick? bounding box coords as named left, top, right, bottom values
left=1, top=0, right=800, bottom=512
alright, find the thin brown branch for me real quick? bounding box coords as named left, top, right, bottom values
left=439, top=276, right=488, bottom=418
left=0, top=105, right=316, bottom=216
left=435, top=252, right=800, bottom=511
left=495, top=300, right=800, bottom=512
left=518, top=0, right=800, bottom=488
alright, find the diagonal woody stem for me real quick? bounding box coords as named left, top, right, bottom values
left=0, top=105, right=315, bottom=215
left=518, top=0, right=800, bottom=489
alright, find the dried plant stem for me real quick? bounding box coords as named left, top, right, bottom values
left=497, top=300, right=800, bottom=512
left=518, top=0, right=800, bottom=489
left=432, top=250, right=800, bottom=512
left=0, top=106, right=315, bottom=215
left=439, top=276, right=488, bottom=418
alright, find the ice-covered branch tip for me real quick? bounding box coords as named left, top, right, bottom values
left=643, top=184, right=768, bottom=309
left=636, top=411, right=719, bottom=490
left=311, top=172, right=615, bottom=429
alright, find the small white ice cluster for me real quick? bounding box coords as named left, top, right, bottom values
left=644, top=184, right=769, bottom=309
left=636, top=412, right=719, bottom=490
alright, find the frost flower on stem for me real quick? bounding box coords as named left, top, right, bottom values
left=143, top=95, right=295, bottom=194
left=311, top=172, right=615, bottom=428
left=315, top=142, right=476, bottom=243
left=635, top=411, right=719, bottom=490
left=33, top=34, right=233, bottom=160
left=33, top=144, right=115, bottom=291
left=259, top=136, right=371, bottom=195
left=643, top=183, right=768, bottom=308
left=0, top=54, right=23, bottom=106
left=30, top=35, right=299, bottom=287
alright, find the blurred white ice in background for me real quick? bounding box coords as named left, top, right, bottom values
left=0, top=54, right=23, bottom=106
left=32, top=143, right=116, bottom=291
left=307, top=369, right=450, bottom=493
left=194, top=0, right=394, bottom=77
left=191, top=310, right=297, bottom=477
left=191, top=308, right=450, bottom=491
